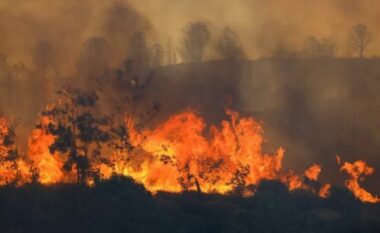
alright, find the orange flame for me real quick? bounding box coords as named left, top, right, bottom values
left=5, top=109, right=380, bottom=203
left=319, top=184, right=331, bottom=198
left=120, top=109, right=285, bottom=194
left=0, top=118, right=31, bottom=185
left=304, top=164, right=322, bottom=181
left=339, top=159, right=379, bottom=203
left=27, top=121, right=64, bottom=184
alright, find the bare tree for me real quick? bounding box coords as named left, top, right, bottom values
left=149, top=43, right=164, bottom=67
left=180, top=21, right=210, bottom=63
left=215, top=27, right=246, bottom=60
left=348, top=23, right=372, bottom=58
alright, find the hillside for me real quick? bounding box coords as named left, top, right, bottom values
left=0, top=177, right=379, bottom=233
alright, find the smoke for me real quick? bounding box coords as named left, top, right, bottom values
left=0, top=0, right=379, bottom=191
left=0, top=0, right=153, bottom=148
left=131, top=0, right=380, bottom=58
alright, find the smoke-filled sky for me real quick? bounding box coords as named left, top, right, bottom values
left=1, top=0, right=380, bottom=192
left=132, top=0, right=380, bottom=57
left=1, top=0, right=380, bottom=69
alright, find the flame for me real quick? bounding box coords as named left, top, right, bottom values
left=339, top=159, right=380, bottom=203
left=27, top=120, right=65, bottom=184
left=0, top=118, right=31, bottom=185
left=4, top=108, right=380, bottom=203
left=119, top=109, right=285, bottom=194
left=304, top=164, right=322, bottom=181
left=319, top=184, right=331, bottom=198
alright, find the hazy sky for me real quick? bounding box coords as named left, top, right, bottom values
left=131, top=0, right=380, bottom=57
left=0, top=0, right=379, bottom=66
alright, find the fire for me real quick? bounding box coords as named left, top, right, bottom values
left=319, top=184, right=331, bottom=198
left=304, top=164, right=322, bottom=181
left=121, top=109, right=285, bottom=194
left=0, top=118, right=31, bottom=185
left=339, top=158, right=380, bottom=203
left=27, top=122, right=64, bottom=184
left=3, top=108, right=380, bottom=204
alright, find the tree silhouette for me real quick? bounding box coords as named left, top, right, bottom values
left=0, top=118, right=21, bottom=185
left=304, top=37, right=336, bottom=58
left=77, top=37, right=110, bottom=80
left=180, top=21, right=210, bottom=62
left=149, top=43, right=164, bottom=67
left=40, top=86, right=110, bottom=183
left=348, top=23, right=372, bottom=58
left=33, top=40, right=54, bottom=75
left=215, top=27, right=246, bottom=60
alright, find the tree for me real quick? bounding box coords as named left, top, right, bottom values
left=215, top=27, right=245, bottom=60
left=77, top=37, right=110, bottom=79
left=348, top=23, right=372, bottom=58
left=180, top=21, right=210, bottom=62
left=125, top=32, right=151, bottom=79
left=40, top=86, right=110, bottom=183
left=102, top=2, right=151, bottom=63
left=304, top=37, right=336, bottom=58
left=0, top=118, right=23, bottom=185
left=33, top=40, right=54, bottom=75
left=149, top=43, right=164, bottom=67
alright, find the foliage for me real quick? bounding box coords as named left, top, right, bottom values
left=180, top=21, right=211, bottom=63
left=0, top=179, right=379, bottom=233
left=215, top=27, right=246, bottom=60
left=40, top=85, right=110, bottom=183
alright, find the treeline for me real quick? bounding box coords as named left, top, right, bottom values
left=274, top=23, right=373, bottom=59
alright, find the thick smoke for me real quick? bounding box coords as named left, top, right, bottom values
left=131, top=0, right=380, bottom=57
left=0, top=0, right=153, bottom=148
left=0, top=0, right=379, bottom=192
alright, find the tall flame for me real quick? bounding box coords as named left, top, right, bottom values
left=2, top=108, right=380, bottom=203
left=120, top=109, right=284, bottom=193
left=27, top=118, right=64, bottom=184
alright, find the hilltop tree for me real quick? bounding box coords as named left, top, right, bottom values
left=149, top=43, right=164, bottom=67
left=40, top=86, right=110, bottom=183
left=33, top=40, right=54, bottom=75
left=180, top=21, right=210, bottom=62
left=102, top=2, right=151, bottom=63
left=77, top=37, right=110, bottom=80
left=304, top=37, right=336, bottom=58
left=124, top=32, right=153, bottom=82
left=215, top=27, right=246, bottom=60
left=348, top=23, right=372, bottom=58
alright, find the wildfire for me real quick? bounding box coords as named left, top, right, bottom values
left=338, top=157, right=380, bottom=203
left=319, top=184, right=331, bottom=198
left=1, top=108, right=380, bottom=203
left=304, top=164, right=322, bottom=181
left=0, top=118, right=31, bottom=185
left=27, top=120, right=65, bottom=184
left=120, top=109, right=285, bottom=194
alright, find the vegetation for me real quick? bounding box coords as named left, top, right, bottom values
left=180, top=21, right=211, bottom=63
left=40, top=86, right=110, bottom=183
left=348, top=23, right=372, bottom=58
left=215, top=27, right=246, bottom=60
left=0, top=178, right=378, bottom=233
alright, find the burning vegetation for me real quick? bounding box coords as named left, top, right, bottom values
left=0, top=1, right=380, bottom=232
left=0, top=93, right=378, bottom=204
